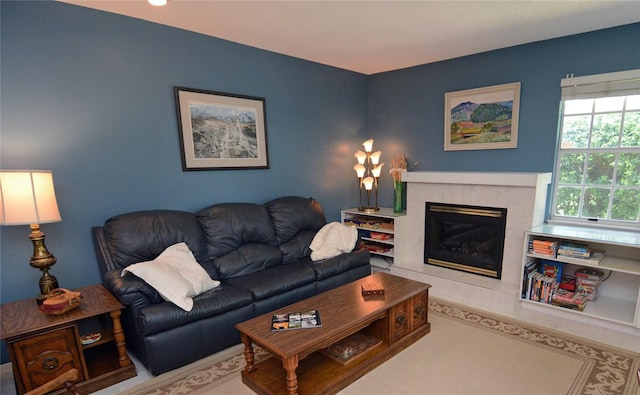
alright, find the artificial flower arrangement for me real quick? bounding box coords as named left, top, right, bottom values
left=389, top=154, right=407, bottom=212
left=389, top=154, right=407, bottom=182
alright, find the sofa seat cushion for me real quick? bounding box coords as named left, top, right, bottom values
left=305, top=248, right=371, bottom=280
left=223, top=264, right=317, bottom=301
left=209, top=243, right=282, bottom=281
left=137, top=285, right=254, bottom=335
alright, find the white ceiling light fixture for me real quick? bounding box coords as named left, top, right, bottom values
left=148, top=0, right=167, bottom=6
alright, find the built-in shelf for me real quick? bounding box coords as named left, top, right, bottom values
left=520, top=224, right=640, bottom=329
left=341, top=207, right=406, bottom=273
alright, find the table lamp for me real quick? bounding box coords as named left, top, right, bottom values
left=0, top=170, right=62, bottom=304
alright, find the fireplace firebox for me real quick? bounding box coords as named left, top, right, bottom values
left=424, top=202, right=507, bottom=279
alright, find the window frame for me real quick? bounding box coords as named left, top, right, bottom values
left=549, top=70, right=640, bottom=230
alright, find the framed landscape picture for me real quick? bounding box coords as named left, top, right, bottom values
left=175, top=87, right=269, bottom=170
left=444, top=82, right=520, bottom=151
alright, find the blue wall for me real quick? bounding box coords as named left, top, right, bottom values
left=0, top=1, right=368, bottom=307
left=1, top=0, right=638, bottom=363
left=368, top=23, right=640, bottom=173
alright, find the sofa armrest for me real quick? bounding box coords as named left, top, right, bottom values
left=353, top=232, right=364, bottom=252
left=92, top=226, right=118, bottom=274
left=102, top=269, right=162, bottom=309
left=308, top=247, right=370, bottom=280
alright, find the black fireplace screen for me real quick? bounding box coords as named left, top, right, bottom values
left=424, top=202, right=507, bottom=279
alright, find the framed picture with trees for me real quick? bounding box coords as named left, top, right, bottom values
left=444, top=82, right=520, bottom=151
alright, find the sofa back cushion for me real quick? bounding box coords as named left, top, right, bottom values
left=102, top=210, right=209, bottom=270
left=196, top=203, right=282, bottom=280
left=264, top=196, right=327, bottom=264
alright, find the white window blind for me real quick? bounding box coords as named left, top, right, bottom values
left=561, top=69, right=640, bottom=100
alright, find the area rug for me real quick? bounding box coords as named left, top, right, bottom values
left=122, top=299, right=640, bottom=395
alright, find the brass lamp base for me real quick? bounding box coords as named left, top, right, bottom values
left=28, top=224, right=59, bottom=305
left=358, top=188, right=379, bottom=213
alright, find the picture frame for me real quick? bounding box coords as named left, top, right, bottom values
left=175, top=87, right=269, bottom=170
left=444, top=82, right=520, bottom=151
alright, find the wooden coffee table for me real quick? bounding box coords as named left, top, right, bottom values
left=235, top=272, right=431, bottom=395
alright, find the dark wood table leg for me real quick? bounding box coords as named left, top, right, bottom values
left=240, top=333, right=256, bottom=373
left=282, top=355, right=299, bottom=395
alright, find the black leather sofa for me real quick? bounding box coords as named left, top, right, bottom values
left=92, top=196, right=371, bottom=375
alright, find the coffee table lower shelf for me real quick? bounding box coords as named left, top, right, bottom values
left=242, top=324, right=430, bottom=395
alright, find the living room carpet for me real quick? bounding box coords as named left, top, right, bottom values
left=122, top=298, right=640, bottom=395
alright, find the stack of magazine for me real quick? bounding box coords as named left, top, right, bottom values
left=271, top=310, right=322, bottom=331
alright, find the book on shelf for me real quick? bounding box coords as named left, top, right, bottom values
left=532, top=239, right=556, bottom=246
left=540, top=275, right=558, bottom=304
left=557, top=249, right=591, bottom=259
left=344, top=216, right=394, bottom=230
left=551, top=288, right=588, bottom=311
left=524, top=269, right=559, bottom=304
left=557, top=241, right=595, bottom=260
left=369, top=232, right=392, bottom=240
left=559, top=274, right=576, bottom=292
left=521, top=261, right=599, bottom=309
left=539, top=260, right=564, bottom=283
left=344, top=217, right=382, bottom=229
left=362, top=243, right=392, bottom=253
left=526, top=271, right=537, bottom=300
left=531, top=250, right=555, bottom=258
left=556, top=252, right=604, bottom=266
left=558, top=241, right=590, bottom=253
left=271, top=310, right=322, bottom=331
left=529, top=239, right=558, bottom=257
left=543, top=276, right=558, bottom=304
left=531, top=239, right=558, bottom=250
left=522, top=260, right=537, bottom=298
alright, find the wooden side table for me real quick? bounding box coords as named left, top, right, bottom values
left=1, top=284, right=136, bottom=394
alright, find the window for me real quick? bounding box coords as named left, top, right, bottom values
left=551, top=70, right=640, bottom=229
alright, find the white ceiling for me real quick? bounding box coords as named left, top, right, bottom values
left=58, top=0, right=640, bottom=75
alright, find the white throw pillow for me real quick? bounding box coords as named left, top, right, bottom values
left=310, top=222, right=358, bottom=261
left=121, top=242, right=220, bottom=311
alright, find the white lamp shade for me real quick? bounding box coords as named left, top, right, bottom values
left=0, top=170, right=62, bottom=225
left=353, top=164, right=366, bottom=178
left=362, top=139, right=374, bottom=153
left=363, top=177, right=374, bottom=190
left=354, top=150, right=367, bottom=165
left=372, top=163, right=384, bottom=178
left=370, top=151, right=382, bottom=165
left=148, top=0, right=167, bottom=6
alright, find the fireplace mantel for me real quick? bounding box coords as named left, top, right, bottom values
left=392, top=171, right=551, bottom=316
left=403, top=171, right=551, bottom=188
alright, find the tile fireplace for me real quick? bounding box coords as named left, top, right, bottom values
left=391, top=171, right=551, bottom=315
